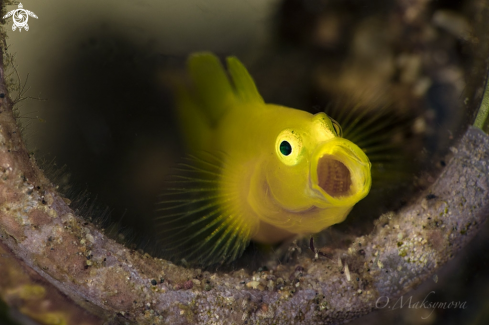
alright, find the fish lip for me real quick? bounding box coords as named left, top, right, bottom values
left=309, top=138, right=371, bottom=206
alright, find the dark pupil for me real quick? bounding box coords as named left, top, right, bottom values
left=280, top=141, right=292, bottom=156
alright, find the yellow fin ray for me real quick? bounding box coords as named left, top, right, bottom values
left=157, top=154, right=250, bottom=266
left=326, top=103, right=414, bottom=189
left=161, top=214, right=225, bottom=249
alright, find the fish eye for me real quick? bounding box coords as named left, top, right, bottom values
left=279, top=141, right=292, bottom=156
left=276, top=129, right=302, bottom=166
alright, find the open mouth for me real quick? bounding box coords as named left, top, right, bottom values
left=317, top=155, right=352, bottom=198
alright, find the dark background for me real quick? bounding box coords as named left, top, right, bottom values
left=3, top=0, right=489, bottom=324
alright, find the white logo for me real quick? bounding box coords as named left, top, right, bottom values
left=3, top=3, right=38, bottom=32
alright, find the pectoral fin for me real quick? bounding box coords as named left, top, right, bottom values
left=156, top=153, right=252, bottom=266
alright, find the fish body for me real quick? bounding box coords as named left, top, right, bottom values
left=160, top=53, right=371, bottom=265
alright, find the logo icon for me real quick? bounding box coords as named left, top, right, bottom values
left=3, top=3, right=38, bottom=32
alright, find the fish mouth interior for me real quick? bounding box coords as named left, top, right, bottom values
left=317, top=155, right=352, bottom=198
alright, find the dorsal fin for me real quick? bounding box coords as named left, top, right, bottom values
left=187, top=53, right=235, bottom=125
left=185, top=53, right=264, bottom=126
left=226, top=56, right=264, bottom=104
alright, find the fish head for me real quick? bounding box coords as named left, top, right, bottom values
left=260, top=111, right=371, bottom=235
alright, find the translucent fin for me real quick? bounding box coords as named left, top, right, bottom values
left=226, top=56, right=264, bottom=104
left=156, top=153, right=251, bottom=266
left=325, top=102, right=417, bottom=189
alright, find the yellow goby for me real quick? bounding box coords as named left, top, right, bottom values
left=159, top=53, right=371, bottom=265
